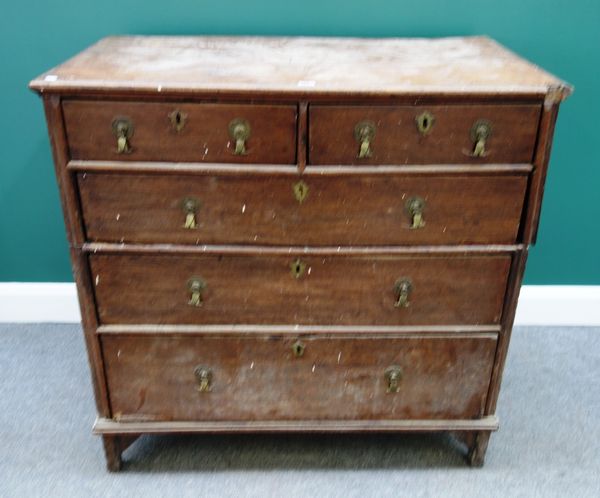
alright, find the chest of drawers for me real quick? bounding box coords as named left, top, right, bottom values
left=30, top=35, right=571, bottom=470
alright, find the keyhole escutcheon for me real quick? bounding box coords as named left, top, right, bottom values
left=290, top=258, right=307, bottom=279
left=293, top=180, right=309, bottom=203
left=169, top=109, right=188, bottom=132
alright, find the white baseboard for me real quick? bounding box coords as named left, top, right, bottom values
left=0, top=283, right=81, bottom=323
left=0, top=283, right=599, bottom=326
left=513, top=285, right=600, bottom=326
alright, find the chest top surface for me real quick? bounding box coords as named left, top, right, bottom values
left=30, top=35, right=571, bottom=100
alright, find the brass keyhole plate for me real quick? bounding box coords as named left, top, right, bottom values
left=293, top=180, right=309, bottom=203
left=415, top=111, right=435, bottom=135
left=290, top=258, right=306, bottom=279
left=169, top=109, right=188, bottom=132
left=292, top=340, right=305, bottom=357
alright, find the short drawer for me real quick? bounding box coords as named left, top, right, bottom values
left=78, top=171, right=528, bottom=245
left=102, top=333, right=497, bottom=421
left=62, top=101, right=297, bottom=164
left=309, top=104, right=541, bottom=165
left=90, top=253, right=511, bottom=326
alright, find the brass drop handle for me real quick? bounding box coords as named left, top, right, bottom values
left=194, top=365, right=212, bottom=392
left=385, top=365, right=402, bottom=393
left=394, top=278, right=412, bottom=308
left=112, top=117, right=133, bottom=154
left=182, top=197, right=199, bottom=229
left=292, top=340, right=305, bottom=357
left=354, top=121, right=376, bottom=158
left=470, top=120, right=492, bottom=157
left=188, top=278, right=206, bottom=307
left=229, top=118, right=251, bottom=155
left=359, top=139, right=370, bottom=158
left=406, top=196, right=426, bottom=229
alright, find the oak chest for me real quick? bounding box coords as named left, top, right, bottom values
left=30, top=36, right=571, bottom=470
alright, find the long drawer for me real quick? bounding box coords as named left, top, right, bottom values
left=90, top=253, right=511, bottom=326
left=102, top=333, right=497, bottom=421
left=78, top=171, right=528, bottom=245
left=62, top=101, right=298, bottom=164
left=309, top=104, right=541, bottom=165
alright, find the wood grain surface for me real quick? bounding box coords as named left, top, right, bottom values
left=63, top=100, right=297, bottom=163
left=309, top=104, right=541, bottom=165
left=89, top=253, right=511, bottom=326
left=94, top=416, right=500, bottom=433
left=77, top=171, right=528, bottom=246
left=101, top=333, right=497, bottom=421
left=42, top=96, right=112, bottom=417
left=29, top=36, right=571, bottom=100
left=30, top=34, right=571, bottom=468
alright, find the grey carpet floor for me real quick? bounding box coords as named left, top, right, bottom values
left=0, top=325, right=598, bottom=497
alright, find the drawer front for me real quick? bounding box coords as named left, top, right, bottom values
left=90, top=253, right=510, bottom=325
left=63, top=101, right=297, bottom=164
left=102, top=334, right=497, bottom=421
left=309, top=104, right=541, bottom=165
left=78, top=172, right=528, bottom=245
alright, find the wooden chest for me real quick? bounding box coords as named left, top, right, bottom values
left=30, top=36, right=571, bottom=470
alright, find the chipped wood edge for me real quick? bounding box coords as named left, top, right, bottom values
left=544, top=83, right=574, bottom=109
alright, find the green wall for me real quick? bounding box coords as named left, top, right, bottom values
left=1, top=0, right=598, bottom=283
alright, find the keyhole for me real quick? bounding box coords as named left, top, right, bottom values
left=416, top=112, right=435, bottom=135
left=293, top=180, right=309, bottom=203
left=292, top=340, right=305, bottom=357
left=290, top=258, right=306, bottom=279
left=169, top=109, right=187, bottom=132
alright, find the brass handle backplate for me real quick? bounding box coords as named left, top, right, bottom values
left=470, top=119, right=492, bottom=157
left=292, top=340, right=305, bottom=357
left=229, top=118, right=251, bottom=155
left=406, top=196, right=426, bottom=229
left=354, top=121, right=376, bottom=158
left=194, top=365, right=212, bottom=392
left=415, top=111, right=435, bottom=135
left=188, top=277, right=206, bottom=307
left=385, top=365, right=402, bottom=393
left=111, top=117, right=133, bottom=154
left=182, top=197, right=199, bottom=229
left=169, top=109, right=188, bottom=132
left=394, top=278, right=412, bottom=308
